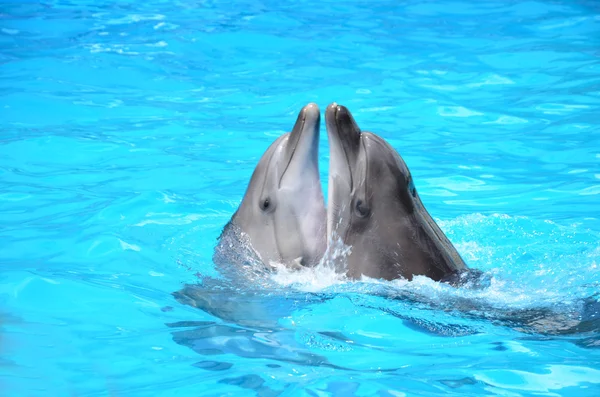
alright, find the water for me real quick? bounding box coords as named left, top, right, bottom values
left=1, top=0, right=600, bottom=395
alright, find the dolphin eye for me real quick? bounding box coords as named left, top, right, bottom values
left=260, top=197, right=275, bottom=212
left=355, top=199, right=370, bottom=218
left=260, top=198, right=270, bottom=211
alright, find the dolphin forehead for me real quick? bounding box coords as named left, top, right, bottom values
left=360, top=132, right=412, bottom=182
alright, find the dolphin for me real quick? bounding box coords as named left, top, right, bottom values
left=171, top=104, right=327, bottom=333
left=214, top=103, right=327, bottom=276
left=325, top=103, right=468, bottom=282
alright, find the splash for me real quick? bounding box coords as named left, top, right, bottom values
left=269, top=233, right=353, bottom=292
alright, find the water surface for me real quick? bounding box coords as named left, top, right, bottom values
left=1, top=0, right=600, bottom=396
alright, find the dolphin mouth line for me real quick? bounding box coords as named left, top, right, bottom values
left=278, top=111, right=306, bottom=189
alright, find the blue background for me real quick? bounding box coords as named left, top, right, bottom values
left=1, top=1, right=599, bottom=395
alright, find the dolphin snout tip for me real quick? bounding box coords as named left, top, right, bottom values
left=327, top=103, right=353, bottom=122
left=303, top=102, right=319, bottom=114
left=301, top=102, right=320, bottom=124
left=305, top=102, right=319, bottom=110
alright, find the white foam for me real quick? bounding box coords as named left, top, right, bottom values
left=270, top=235, right=352, bottom=292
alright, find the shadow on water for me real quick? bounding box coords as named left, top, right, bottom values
left=168, top=279, right=370, bottom=366
left=165, top=279, right=408, bottom=396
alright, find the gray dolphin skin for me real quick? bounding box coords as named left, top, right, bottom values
left=216, top=103, right=327, bottom=272
left=325, top=103, right=468, bottom=282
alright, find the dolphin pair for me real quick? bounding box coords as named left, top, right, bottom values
left=216, top=102, right=468, bottom=282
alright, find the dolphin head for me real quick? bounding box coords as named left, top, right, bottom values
left=325, top=103, right=416, bottom=248
left=325, top=103, right=466, bottom=281
left=233, top=103, right=326, bottom=268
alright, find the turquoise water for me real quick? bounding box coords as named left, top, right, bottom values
left=2, top=0, right=600, bottom=395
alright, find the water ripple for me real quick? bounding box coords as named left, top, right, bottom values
left=1, top=0, right=600, bottom=396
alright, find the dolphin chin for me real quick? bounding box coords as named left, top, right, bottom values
left=216, top=103, right=327, bottom=276
left=325, top=102, right=468, bottom=282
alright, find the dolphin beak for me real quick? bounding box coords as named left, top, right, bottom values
left=326, top=103, right=362, bottom=166
left=325, top=103, right=361, bottom=239
left=299, top=102, right=320, bottom=129
left=279, top=103, right=320, bottom=187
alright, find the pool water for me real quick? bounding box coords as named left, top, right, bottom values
left=1, top=0, right=600, bottom=395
